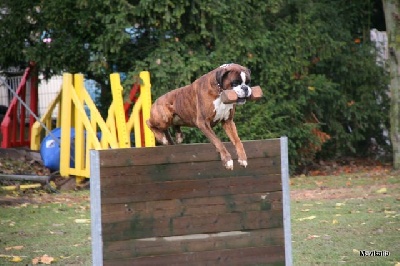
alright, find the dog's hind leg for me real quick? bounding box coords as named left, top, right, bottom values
left=147, top=102, right=175, bottom=145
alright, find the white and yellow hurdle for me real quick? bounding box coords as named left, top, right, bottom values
left=30, top=71, right=155, bottom=183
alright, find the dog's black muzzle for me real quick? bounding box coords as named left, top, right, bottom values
left=241, top=85, right=252, bottom=98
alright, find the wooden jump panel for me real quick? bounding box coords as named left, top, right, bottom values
left=90, top=138, right=292, bottom=265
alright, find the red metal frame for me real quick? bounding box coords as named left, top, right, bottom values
left=1, top=62, right=38, bottom=148
left=124, top=83, right=140, bottom=120
left=124, top=82, right=146, bottom=147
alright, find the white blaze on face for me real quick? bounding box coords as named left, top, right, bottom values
left=213, top=96, right=234, bottom=122
left=233, top=71, right=252, bottom=99
left=240, top=71, right=246, bottom=84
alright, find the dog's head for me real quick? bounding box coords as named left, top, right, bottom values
left=216, top=63, right=252, bottom=104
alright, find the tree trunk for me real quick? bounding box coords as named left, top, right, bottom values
left=383, top=0, right=400, bottom=169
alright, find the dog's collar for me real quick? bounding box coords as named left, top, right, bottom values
left=217, top=83, right=223, bottom=94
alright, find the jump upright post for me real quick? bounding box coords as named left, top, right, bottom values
left=90, top=137, right=292, bottom=265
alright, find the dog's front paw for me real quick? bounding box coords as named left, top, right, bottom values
left=238, top=160, right=248, bottom=168
left=224, top=160, right=234, bottom=170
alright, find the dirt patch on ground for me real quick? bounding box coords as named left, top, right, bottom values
left=0, top=187, right=89, bottom=206
left=305, top=158, right=392, bottom=176
left=291, top=183, right=400, bottom=201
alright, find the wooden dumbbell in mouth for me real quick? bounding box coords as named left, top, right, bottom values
left=220, top=86, right=263, bottom=104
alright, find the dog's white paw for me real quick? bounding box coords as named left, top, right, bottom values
left=162, top=137, right=169, bottom=145
left=238, top=160, right=248, bottom=168
left=225, top=160, right=234, bottom=170
left=176, top=134, right=184, bottom=144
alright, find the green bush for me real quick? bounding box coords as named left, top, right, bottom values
left=127, top=0, right=389, bottom=172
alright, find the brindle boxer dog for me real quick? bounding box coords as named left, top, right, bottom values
left=146, top=63, right=252, bottom=170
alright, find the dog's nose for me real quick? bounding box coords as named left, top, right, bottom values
left=241, top=85, right=249, bottom=96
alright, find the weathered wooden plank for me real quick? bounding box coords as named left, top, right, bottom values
left=93, top=138, right=289, bottom=265
left=99, top=139, right=281, bottom=167
left=99, top=156, right=281, bottom=186
left=100, top=174, right=282, bottom=205
left=104, top=245, right=285, bottom=266
left=101, top=191, right=283, bottom=224
left=102, top=209, right=283, bottom=241
left=104, top=228, right=284, bottom=259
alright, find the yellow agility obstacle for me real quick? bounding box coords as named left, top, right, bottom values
left=30, top=71, right=155, bottom=181
left=108, top=71, right=155, bottom=148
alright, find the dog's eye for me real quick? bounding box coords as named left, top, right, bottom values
left=231, top=80, right=240, bottom=87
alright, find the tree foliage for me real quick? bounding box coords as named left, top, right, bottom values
left=0, top=0, right=389, bottom=172
left=382, top=0, right=400, bottom=169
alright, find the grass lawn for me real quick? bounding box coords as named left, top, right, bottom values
left=291, top=172, right=400, bottom=265
left=0, top=170, right=399, bottom=265
left=0, top=191, right=92, bottom=265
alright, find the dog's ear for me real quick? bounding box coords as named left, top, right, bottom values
left=216, top=68, right=229, bottom=88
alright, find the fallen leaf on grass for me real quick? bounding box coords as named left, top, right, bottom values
left=0, top=255, right=26, bottom=262
left=306, top=234, right=320, bottom=240
left=32, top=254, right=54, bottom=265
left=10, top=256, right=22, bottom=262
left=5, top=246, right=23, bottom=251
left=297, top=215, right=316, bottom=221
left=384, top=210, right=396, bottom=214
left=332, top=219, right=339, bottom=224
left=74, top=219, right=90, bottom=224
left=375, top=187, right=387, bottom=194
left=49, top=230, right=65, bottom=235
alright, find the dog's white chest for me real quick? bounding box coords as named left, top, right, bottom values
left=213, top=97, right=233, bottom=122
